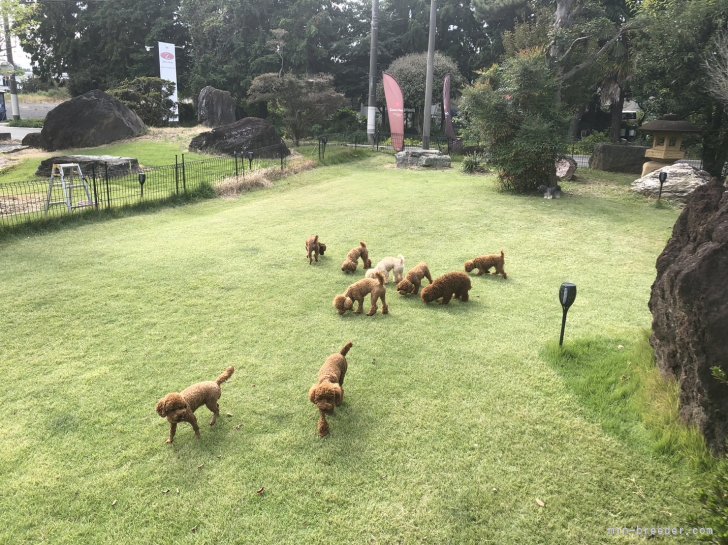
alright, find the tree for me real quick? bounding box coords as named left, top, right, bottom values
left=631, top=0, right=728, bottom=179
left=705, top=32, right=728, bottom=111
left=15, top=0, right=189, bottom=96
left=107, top=77, right=176, bottom=127
left=247, top=72, right=346, bottom=145
left=380, top=52, right=465, bottom=133
left=460, top=48, right=567, bottom=192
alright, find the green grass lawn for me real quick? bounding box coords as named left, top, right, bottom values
left=0, top=153, right=714, bottom=544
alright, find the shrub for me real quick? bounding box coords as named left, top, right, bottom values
left=324, top=108, right=365, bottom=134
left=572, top=131, right=610, bottom=155
left=460, top=49, right=567, bottom=193
left=107, top=77, right=176, bottom=127
left=461, top=153, right=489, bottom=174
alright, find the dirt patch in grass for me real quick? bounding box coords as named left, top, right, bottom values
left=215, top=155, right=316, bottom=198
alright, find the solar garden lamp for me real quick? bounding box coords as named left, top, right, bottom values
left=558, top=283, right=577, bottom=347
left=657, top=171, right=668, bottom=203
left=138, top=173, right=147, bottom=198
left=245, top=150, right=255, bottom=169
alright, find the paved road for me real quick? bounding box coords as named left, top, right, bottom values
left=0, top=123, right=41, bottom=141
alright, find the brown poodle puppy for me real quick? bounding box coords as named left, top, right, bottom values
left=305, top=235, right=326, bottom=264
left=421, top=272, right=472, bottom=304
left=465, top=250, right=507, bottom=279
left=309, top=341, right=353, bottom=437
left=396, top=262, right=433, bottom=295
left=333, top=272, right=388, bottom=316
left=341, top=241, right=372, bottom=273
left=155, top=367, right=235, bottom=444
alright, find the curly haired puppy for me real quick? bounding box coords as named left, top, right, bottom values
left=333, top=272, right=388, bottom=316
left=396, top=262, right=433, bottom=295
left=465, top=250, right=507, bottom=279
left=305, top=235, right=327, bottom=264
left=341, top=241, right=372, bottom=273
left=421, top=272, right=472, bottom=304
left=155, top=367, right=235, bottom=444
left=366, top=255, right=405, bottom=284
left=309, top=341, right=353, bottom=437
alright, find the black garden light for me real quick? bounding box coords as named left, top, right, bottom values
left=138, top=173, right=147, bottom=198
left=558, top=282, right=577, bottom=347
left=657, top=171, right=668, bottom=202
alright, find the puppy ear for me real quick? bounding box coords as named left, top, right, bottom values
left=309, top=385, right=318, bottom=403
left=333, top=385, right=343, bottom=405
left=155, top=398, right=167, bottom=417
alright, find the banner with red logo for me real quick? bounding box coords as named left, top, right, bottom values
left=382, top=72, right=405, bottom=151
left=443, top=73, right=456, bottom=140
left=158, top=42, right=179, bottom=122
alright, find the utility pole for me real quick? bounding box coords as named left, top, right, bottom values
left=367, top=0, right=379, bottom=146
left=422, top=0, right=436, bottom=149
left=2, top=11, right=19, bottom=120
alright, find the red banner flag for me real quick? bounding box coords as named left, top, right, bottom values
left=443, top=73, right=456, bottom=140
left=383, top=72, right=405, bottom=151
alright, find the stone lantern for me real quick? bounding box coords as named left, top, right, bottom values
left=639, top=114, right=701, bottom=176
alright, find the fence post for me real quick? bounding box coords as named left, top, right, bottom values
left=280, top=142, right=284, bottom=171
left=354, top=133, right=358, bottom=149
left=234, top=151, right=239, bottom=178
left=91, top=164, right=99, bottom=209
left=175, top=155, right=180, bottom=195
left=104, top=163, right=111, bottom=209
left=181, top=153, right=187, bottom=194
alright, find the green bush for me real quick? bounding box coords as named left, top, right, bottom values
left=460, top=48, right=567, bottom=193
left=692, top=460, right=728, bottom=544
left=107, top=77, right=176, bottom=127
left=6, top=119, right=44, bottom=128
left=461, top=153, right=489, bottom=174
left=572, top=131, right=610, bottom=155
left=324, top=108, right=365, bottom=134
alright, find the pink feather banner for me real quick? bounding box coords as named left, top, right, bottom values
left=382, top=72, right=405, bottom=151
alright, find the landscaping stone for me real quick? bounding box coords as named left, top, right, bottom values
left=631, top=162, right=712, bottom=203
left=588, top=143, right=648, bottom=173
left=21, top=132, right=44, bottom=148
left=395, top=148, right=451, bottom=169
left=35, top=155, right=141, bottom=178
left=0, top=133, right=11, bottom=141
left=556, top=156, right=577, bottom=180
left=197, top=86, right=236, bottom=128
left=40, top=89, right=146, bottom=151
left=649, top=180, right=728, bottom=455
left=189, top=117, right=289, bottom=158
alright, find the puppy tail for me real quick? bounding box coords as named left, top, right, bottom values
left=314, top=235, right=319, bottom=244
left=360, top=241, right=367, bottom=248
left=375, top=272, right=385, bottom=285
left=216, top=366, right=235, bottom=385
left=340, top=341, right=353, bottom=357
left=398, top=255, right=405, bottom=264
left=500, top=249, right=504, bottom=259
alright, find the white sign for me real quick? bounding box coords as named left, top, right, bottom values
left=158, top=41, right=179, bottom=122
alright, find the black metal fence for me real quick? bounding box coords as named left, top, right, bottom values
left=304, top=131, right=457, bottom=159
left=0, top=142, right=289, bottom=229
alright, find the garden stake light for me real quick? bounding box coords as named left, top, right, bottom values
left=559, top=283, right=577, bottom=347
left=657, top=171, right=668, bottom=203
left=138, top=173, right=146, bottom=198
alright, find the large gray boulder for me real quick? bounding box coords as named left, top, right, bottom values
left=197, top=86, right=236, bottom=127
left=189, top=117, right=289, bottom=158
left=35, top=155, right=140, bottom=178
left=631, top=162, right=712, bottom=203
left=395, top=148, right=451, bottom=169
left=589, top=143, right=648, bottom=173
left=40, top=90, right=146, bottom=151
left=649, top=180, right=728, bottom=455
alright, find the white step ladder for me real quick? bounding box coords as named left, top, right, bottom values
left=45, top=163, right=94, bottom=214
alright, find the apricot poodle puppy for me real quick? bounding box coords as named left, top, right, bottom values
left=309, top=341, right=353, bottom=437
left=305, top=235, right=327, bottom=264
left=341, top=241, right=372, bottom=273
left=396, top=262, right=433, bottom=295
left=155, top=366, right=235, bottom=444
left=333, top=272, right=389, bottom=316
left=366, top=255, right=405, bottom=284
left=421, top=272, right=472, bottom=304
left=465, top=250, right=507, bottom=279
